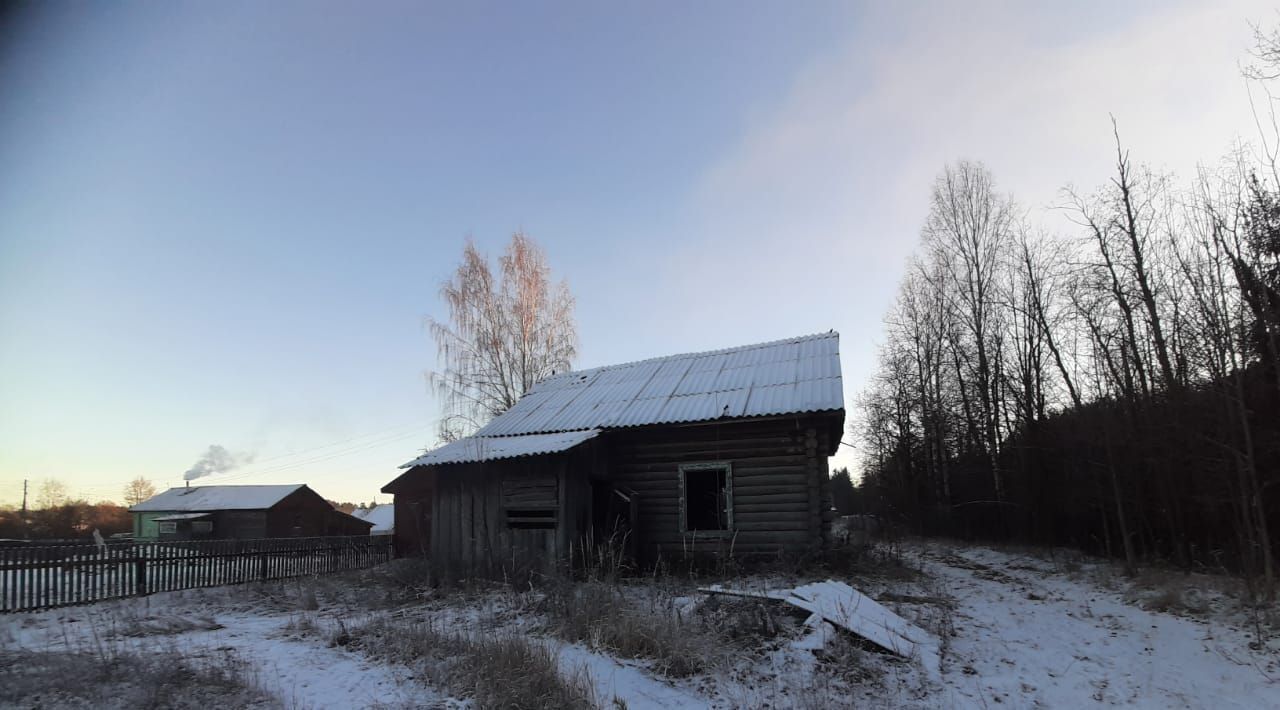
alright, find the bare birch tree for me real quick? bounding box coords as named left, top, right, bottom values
left=36, top=479, right=68, bottom=510
left=922, top=161, right=1016, bottom=499
left=428, top=232, right=577, bottom=441
left=123, top=477, right=157, bottom=507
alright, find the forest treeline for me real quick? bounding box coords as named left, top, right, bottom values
left=0, top=502, right=131, bottom=540
left=855, top=28, right=1280, bottom=593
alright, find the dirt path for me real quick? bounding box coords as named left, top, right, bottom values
left=919, top=543, right=1280, bottom=708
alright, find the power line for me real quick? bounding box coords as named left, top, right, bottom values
left=222, top=420, right=431, bottom=470
left=190, top=426, right=431, bottom=485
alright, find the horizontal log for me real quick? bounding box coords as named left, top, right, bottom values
left=608, top=484, right=675, bottom=497
left=734, top=487, right=806, bottom=498
left=731, top=465, right=808, bottom=478
left=609, top=473, right=678, bottom=485
left=734, top=506, right=811, bottom=518
left=622, top=448, right=803, bottom=463
left=612, top=431, right=802, bottom=448
left=728, top=520, right=810, bottom=532
left=609, top=472, right=800, bottom=485
left=734, top=492, right=809, bottom=505
left=732, top=481, right=808, bottom=494
left=611, top=439, right=785, bottom=453
left=613, top=455, right=804, bottom=473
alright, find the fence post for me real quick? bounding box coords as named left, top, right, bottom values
left=134, top=554, right=147, bottom=596
left=258, top=547, right=268, bottom=581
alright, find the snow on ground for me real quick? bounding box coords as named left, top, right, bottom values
left=916, top=541, right=1280, bottom=709
left=0, top=589, right=442, bottom=709
left=2, top=542, right=1277, bottom=708
left=556, top=642, right=709, bottom=708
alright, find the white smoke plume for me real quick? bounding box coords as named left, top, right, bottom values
left=183, top=444, right=255, bottom=481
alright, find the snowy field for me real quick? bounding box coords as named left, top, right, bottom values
left=2, top=540, right=1277, bottom=709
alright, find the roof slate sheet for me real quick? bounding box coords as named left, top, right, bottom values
left=130, top=484, right=305, bottom=512
left=474, top=331, right=842, bottom=437
left=354, top=504, right=395, bottom=533
left=400, top=429, right=600, bottom=469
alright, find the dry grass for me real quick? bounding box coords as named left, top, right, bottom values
left=693, top=594, right=789, bottom=650
left=115, top=611, right=225, bottom=637
left=0, top=644, right=276, bottom=709
left=541, top=580, right=723, bottom=678
left=330, top=614, right=597, bottom=710
left=234, top=557, right=441, bottom=616
left=1121, top=568, right=1226, bottom=618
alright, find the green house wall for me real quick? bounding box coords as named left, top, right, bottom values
left=133, top=512, right=168, bottom=539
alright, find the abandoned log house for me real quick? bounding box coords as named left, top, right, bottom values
left=382, top=332, right=845, bottom=573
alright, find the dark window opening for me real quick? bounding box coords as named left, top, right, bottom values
left=682, top=464, right=731, bottom=532
left=507, top=508, right=557, bottom=529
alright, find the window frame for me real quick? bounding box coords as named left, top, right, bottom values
left=157, top=521, right=177, bottom=534
left=191, top=520, right=213, bottom=534
left=677, top=461, right=733, bottom=535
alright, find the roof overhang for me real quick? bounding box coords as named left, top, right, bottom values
left=399, top=429, right=600, bottom=469
left=151, top=512, right=213, bottom=522
left=382, top=429, right=600, bottom=495
left=330, top=509, right=375, bottom=526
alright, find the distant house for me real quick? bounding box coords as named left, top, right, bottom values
left=353, top=504, right=394, bottom=536
left=130, top=484, right=373, bottom=540
left=382, top=332, right=844, bottom=572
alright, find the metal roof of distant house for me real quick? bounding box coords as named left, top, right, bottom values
left=398, top=332, right=842, bottom=470
left=473, top=331, right=842, bottom=437
left=129, top=484, right=305, bottom=512
left=353, top=504, right=395, bottom=533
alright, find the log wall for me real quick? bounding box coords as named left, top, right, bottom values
left=396, top=415, right=839, bottom=575
left=607, top=416, right=835, bottom=561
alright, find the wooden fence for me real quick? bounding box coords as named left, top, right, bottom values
left=0, top=535, right=393, bottom=613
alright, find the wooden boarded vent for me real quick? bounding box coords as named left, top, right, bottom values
left=502, top=475, right=558, bottom=529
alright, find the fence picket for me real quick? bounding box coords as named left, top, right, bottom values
left=2, top=535, right=391, bottom=613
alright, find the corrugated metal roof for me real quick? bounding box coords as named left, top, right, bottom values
left=130, top=484, right=305, bottom=512
left=473, top=331, right=842, bottom=437
left=400, top=429, right=600, bottom=468
left=354, top=504, right=395, bottom=533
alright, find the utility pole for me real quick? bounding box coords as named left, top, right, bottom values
left=21, top=479, right=29, bottom=539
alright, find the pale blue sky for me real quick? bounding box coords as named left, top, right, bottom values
left=0, top=0, right=1272, bottom=504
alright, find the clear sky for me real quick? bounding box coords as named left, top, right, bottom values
left=1, top=0, right=1274, bottom=506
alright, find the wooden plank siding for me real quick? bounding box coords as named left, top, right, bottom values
left=607, top=416, right=835, bottom=562
left=427, top=454, right=592, bottom=580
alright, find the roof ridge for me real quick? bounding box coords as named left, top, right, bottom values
left=165, top=483, right=301, bottom=488
left=540, top=330, right=839, bottom=385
